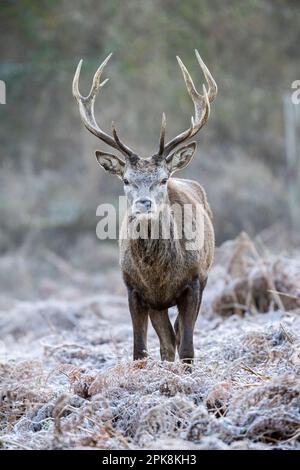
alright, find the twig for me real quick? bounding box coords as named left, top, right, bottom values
left=268, top=289, right=299, bottom=301
left=279, top=323, right=294, bottom=344
left=281, top=429, right=300, bottom=443
left=240, top=362, right=270, bottom=380
left=1, top=437, right=31, bottom=450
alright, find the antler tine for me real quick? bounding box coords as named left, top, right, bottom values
left=112, top=122, right=133, bottom=157
left=162, top=50, right=217, bottom=156
left=195, top=49, right=217, bottom=102
left=158, top=112, right=166, bottom=156
left=72, top=53, right=133, bottom=157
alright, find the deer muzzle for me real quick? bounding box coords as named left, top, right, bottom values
left=133, top=198, right=154, bottom=215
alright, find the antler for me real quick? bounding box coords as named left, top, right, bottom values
left=159, top=50, right=217, bottom=158
left=72, top=53, right=133, bottom=158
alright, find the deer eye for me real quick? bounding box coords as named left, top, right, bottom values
left=123, top=178, right=130, bottom=185
left=160, top=178, right=168, bottom=185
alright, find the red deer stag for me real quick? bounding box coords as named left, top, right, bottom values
left=73, top=50, right=217, bottom=363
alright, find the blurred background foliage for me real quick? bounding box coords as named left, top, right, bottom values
left=0, top=0, right=299, bottom=262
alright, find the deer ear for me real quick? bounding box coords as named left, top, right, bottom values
left=95, top=151, right=125, bottom=178
left=166, top=142, right=197, bottom=174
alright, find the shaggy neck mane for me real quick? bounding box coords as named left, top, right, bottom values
left=129, top=211, right=182, bottom=266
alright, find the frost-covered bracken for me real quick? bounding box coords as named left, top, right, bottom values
left=0, top=234, right=300, bottom=450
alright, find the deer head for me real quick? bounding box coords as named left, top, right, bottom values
left=73, top=50, right=217, bottom=218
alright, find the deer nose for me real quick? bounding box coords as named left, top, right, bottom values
left=136, top=198, right=152, bottom=211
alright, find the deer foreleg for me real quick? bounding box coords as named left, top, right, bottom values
left=127, top=287, right=149, bottom=360
left=176, top=278, right=204, bottom=364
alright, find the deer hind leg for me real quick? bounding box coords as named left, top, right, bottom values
left=127, top=288, right=149, bottom=360
left=174, top=317, right=180, bottom=348
left=176, top=278, right=204, bottom=364
left=149, top=309, right=176, bottom=362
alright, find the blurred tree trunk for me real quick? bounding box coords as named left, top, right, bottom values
left=283, top=94, right=300, bottom=236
